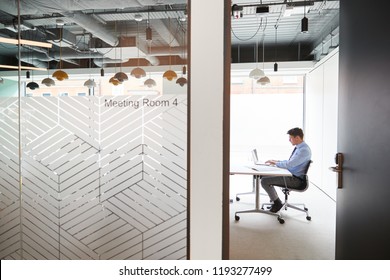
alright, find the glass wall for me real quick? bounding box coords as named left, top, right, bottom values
left=0, top=0, right=188, bottom=260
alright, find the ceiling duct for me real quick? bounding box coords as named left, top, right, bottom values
left=4, top=21, right=35, bottom=32
left=61, top=12, right=118, bottom=46
left=0, top=0, right=189, bottom=69
left=0, top=0, right=119, bottom=46
left=46, top=28, right=77, bottom=49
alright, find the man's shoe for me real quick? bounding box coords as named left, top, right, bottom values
left=269, top=199, right=283, bottom=213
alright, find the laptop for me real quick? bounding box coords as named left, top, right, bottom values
left=251, top=149, right=268, bottom=165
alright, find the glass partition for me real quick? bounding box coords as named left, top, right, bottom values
left=0, top=0, right=188, bottom=260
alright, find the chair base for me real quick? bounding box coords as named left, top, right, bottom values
left=234, top=208, right=286, bottom=224
left=261, top=201, right=311, bottom=222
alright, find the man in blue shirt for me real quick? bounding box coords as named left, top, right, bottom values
left=262, top=127, right=312, bottom=213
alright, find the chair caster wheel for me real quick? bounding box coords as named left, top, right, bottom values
left=235, top=215, right=240, bottom=221
left=236, top=197, right=240, bottom=201
left=306, top=216, right=311, bottom=221
left=278, top=217, right=285, bottom=224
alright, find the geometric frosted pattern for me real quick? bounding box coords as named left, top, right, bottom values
left=0, top=95, right=187, bottom=260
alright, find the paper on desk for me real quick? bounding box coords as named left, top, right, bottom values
left=247, top=164, right=282, bottom=171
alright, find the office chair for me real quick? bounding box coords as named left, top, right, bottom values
left=261, top=160, right=312, bottom=224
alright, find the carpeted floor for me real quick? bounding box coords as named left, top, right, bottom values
left=229, top=175, right=336, bottom=260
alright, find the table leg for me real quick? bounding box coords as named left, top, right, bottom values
left=234, top=175, right=280, bottom=220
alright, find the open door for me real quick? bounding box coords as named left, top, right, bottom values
left=336, top=0, right=390, bottom=259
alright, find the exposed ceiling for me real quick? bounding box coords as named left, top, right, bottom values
left=231, top=0, right=340, bottom=63
left=0, top=0, right=188, bottom=72
left=0, top=0, right=339, bottom=75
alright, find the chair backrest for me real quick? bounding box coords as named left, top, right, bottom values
left=299, top=160, right=313, bottom=192
left=303, top=160, right=313, bottom=176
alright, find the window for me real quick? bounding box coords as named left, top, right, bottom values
left=230, top=72, right=304, bottom=163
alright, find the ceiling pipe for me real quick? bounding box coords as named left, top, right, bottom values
left=18, top=49, right=104, bottom=61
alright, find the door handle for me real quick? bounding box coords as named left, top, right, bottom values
left=329, top=166, right=341, bottom=173
left=329, top=153, right=343, bottom=189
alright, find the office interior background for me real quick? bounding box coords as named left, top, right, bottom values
left=0, top=0, right=366, bottom=260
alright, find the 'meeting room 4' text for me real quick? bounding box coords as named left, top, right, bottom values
left=104, top=98, right=179, bottom=109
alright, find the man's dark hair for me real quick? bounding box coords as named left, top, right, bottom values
left=287, top=127, right=304, bottom=138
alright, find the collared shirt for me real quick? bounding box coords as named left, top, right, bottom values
left=276, top=141, right=312, bottom=178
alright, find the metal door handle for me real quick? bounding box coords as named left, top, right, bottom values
left=329, top=166, right=341, bottom=173
left=330, top=153, right=344, bottom=188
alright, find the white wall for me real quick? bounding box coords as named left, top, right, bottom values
left=305, top=50, right=339, bottom=200
left=189, top=0, right=224, bottom=259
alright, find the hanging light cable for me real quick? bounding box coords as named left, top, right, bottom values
left=249, top=18, right=266, bottom=80
left=110, top=21, right=121, bottom=86
left=176, top=25, right=187, bottom=87
left=144, top=22, right=156, bottom=87
left=257, top=34, right=270, bottom=85
left=274, top=24, right=278, bottom=72
left=163, top=17, right=177, bottom=81
left=52, top=25, right=69, bottom=81
left=249, top=38, right=265, bottom=80
left=42, top=48, right=55, bottom=87
left=84, top=34, right=96, bottom=90
left=131, top=21, right=146, bottom=79
left=114, top=32, right=129, bottom=82
left=144, top=9, right=156, bottom=87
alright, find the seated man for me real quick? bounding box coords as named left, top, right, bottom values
left=262, top=127, right=312, bottom=213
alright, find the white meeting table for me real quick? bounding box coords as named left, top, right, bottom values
left=230, top=164, right=291, bottom=222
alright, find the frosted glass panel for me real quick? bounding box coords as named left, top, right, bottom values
left=0, top=95, right=187, bottom=260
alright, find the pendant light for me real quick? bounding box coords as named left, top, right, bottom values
left=176, top=27, right=187, bottom=87
left=52, top=25, right=69, bottom=81
left=109, top=76, right=121, bottom=86
left=26, top=81, right=40, bottom=90
left=257, top=34, right=270, bottom=86
left=131, top=20, right=146, bottom=79
left=27, top=70, right=39, bottom=90
left=26, top=49, right=39, bottom=90
left=163, top=17, right=177, bottom=81
left=258, top=75, right=270, bottom=85
left=176, top=70, right=187, bottom=87
left=301, top=0, right=308, bottom=33
left=42, top=77, right=55, bottom=87
left=274, top=25, right=278, bottom=72
left=84, top=79, right=96, bottom=89
left=100, top=52, right=105, bottom=77
left=249, top=38, right=264, bottom=80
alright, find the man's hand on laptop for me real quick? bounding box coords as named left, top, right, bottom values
left=265, top=160, right=278, bottom=166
